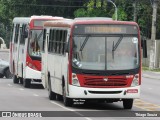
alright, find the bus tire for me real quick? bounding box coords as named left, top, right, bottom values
left=63, top=86, right=73, bottom=107
left=13, top=75, right=19, bottom=84
left=56, top=94, right=63, bottom=101
left=20, top=65, right=23, bottom=84
left=123, top=99, right=133, bottom=109
left=48, top=76, right=56, bottom=100
left=23, top=79, right=31, bottom=88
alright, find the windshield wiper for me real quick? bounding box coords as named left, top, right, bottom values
left=79, top=36, right=89, bottom=51
left=112, top=36, right=123, bottom=51
left=112, top=36, right=123, bottom=59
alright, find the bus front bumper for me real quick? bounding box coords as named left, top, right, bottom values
left=25, top=66, right=41, bottom=80
left=68, top=85, right=140, bottom=99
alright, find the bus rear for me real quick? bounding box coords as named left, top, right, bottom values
left=69, top=21, right=141, bottom=109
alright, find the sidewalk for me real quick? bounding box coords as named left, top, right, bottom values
left=142, top=71, right=160, bottom=80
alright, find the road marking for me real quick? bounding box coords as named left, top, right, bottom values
left=85, top=117, right=93, bottom=120
left=19, top=88, right=24, bottom=91
left=8, top=84, right=12, bottom=87
left=134, top=99, right=160, bottom=111
left=50, top=101, right=74, bottom=111
left=50, top=101, right=92, bottom=119
left=33, top=94, right=39, bottom=97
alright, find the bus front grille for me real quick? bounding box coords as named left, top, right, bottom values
left=83, top=77, right=128, bottom=87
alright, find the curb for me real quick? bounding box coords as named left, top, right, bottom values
left=142, top=74, right=160, bottom=80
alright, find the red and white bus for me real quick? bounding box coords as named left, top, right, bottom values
left=10, top=15, right=64, bottom=88
left=42, top=18, right=141, bottom=109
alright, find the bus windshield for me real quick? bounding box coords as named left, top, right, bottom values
left=28, top=30, right=43, bottom=58
left=72, top=35, right=139, bottom=71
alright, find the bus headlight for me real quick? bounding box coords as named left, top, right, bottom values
left=131, top=74, right=139, bottom=87
left=72, top=73, right=80, bottom=86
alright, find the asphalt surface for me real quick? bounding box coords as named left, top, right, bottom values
left=0, top=72, right=159, bottom=120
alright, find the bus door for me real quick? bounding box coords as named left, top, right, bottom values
left=13, top=24, right=21, bottom=75
left=42, top=29, right=49, bottom=88
left=18, top=24, right=28, bottom=77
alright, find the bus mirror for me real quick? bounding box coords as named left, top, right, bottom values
left=65, top=42, right=69, bottom=53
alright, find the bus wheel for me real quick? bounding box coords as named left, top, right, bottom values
left=123, top=99, right=133, bottom=109
left=63, top=86, right=73, bottom=107
left=13, top=75, right=19, bottom=84
left=56, top=94, right=63, bottom=101
left=48, top=77, right=56, bottom=100
left=23, top=79, right=31, bottom=88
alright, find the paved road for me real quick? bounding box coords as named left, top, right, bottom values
left=0, top=76, right=159, bottom=120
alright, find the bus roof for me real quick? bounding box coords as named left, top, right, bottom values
left=13, top=17, right=30, bottom=24
left=13, top=15, right=64, bottom=24
left=44, top=19, right=74, bottom=28
left=74, top=17, right=112, bottom=21
left=43, top=18, right=138, bottom=28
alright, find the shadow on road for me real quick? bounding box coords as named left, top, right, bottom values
left=72, top=101, right=123, bottom=110
left=29, top=83, right=44, bottom=89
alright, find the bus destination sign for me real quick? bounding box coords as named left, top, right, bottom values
left=85, top=26, right=123, bottom=34
left=73, top=25, right=138, bottom=35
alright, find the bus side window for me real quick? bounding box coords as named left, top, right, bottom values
left=59, top=30, right=63, bottom=54
left=63, top=31, right=68, bottom=54
left=53, top=30, right=56, bottom=53
left=14, top=24, right=20, bottom=43
left=62, top=30, right=68, bottom=55
left=20, top=24, right=27, bottom=44
left=42, top=29, right=46, bottom=52
left=55, top=30, right=59, bottom=53
left=48, top=29, right=52, bottom=53
left=11, top=24, right=14, bottom=43
left=51, top=30, right=54, bottom=52
left=24, top=24, right=28, bottom=38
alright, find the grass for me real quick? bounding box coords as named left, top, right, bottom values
left=142, top=66, right=160, bottom=72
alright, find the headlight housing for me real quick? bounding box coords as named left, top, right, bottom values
left=131, top=74, right=139, bottom=87
left=72, top=73, right=80, bottom=86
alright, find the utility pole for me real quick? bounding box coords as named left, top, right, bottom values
left=133, top=0, right=137, bottom=22
left=107, top=0, right=117, bottom=21
left=149, top=0, right=158, bottom=69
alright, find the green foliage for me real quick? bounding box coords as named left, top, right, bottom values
left=74, top=0, right=108, bottom=18
left=142, top=66, right=160, bottom=72
left=74, top=0, right=160, bottom=40
left=74, top=0, right=131, bottom=20
left=74, top=8, right=87, bottom=17
left=0, top=0, right=160, bottom=47
left=115, top=8, right=127, bottom=21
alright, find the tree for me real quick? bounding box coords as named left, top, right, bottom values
left=74, top=0, right=108, bottom=17
left=74, top=0, right=130, bottom=20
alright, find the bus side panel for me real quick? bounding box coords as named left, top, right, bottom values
left=41, top=51, right=46, bottom=88
left=14, top=26, right=21, bottom=76
left=18, top=44, right=25, bottom=78
left=61, top=53, right=69, bottom=95
left=47, top=53, right=64, bottom=96
left=10, top=24, right=16, bottom=74
left=42, top=34, right=49, bottom=88
left=23, top=38, right=28, bottom=79
left=52, top=55, right=63, bottom=95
